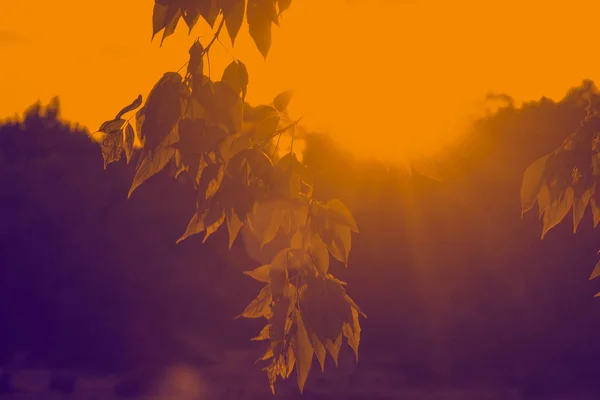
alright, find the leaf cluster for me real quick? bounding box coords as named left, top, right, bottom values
left=521, top=107, right=600, bottom=294
left=97, top=3, right=363, bottom=392
left=153, top=0, right=292, bottom=58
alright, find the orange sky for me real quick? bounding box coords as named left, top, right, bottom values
left=1, top=0, right=599, bottom=161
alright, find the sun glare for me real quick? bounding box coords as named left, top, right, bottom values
left=3, top=0, right=600, bottom=163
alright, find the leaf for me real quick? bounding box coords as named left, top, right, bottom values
left=277, top=0, right=292, bottom=14
left=152, top=1, right=180, bottom=39
left=251, top=324, right=271, bottom=341
left=310, top=233, right=329, bottom=275
left=98, top=118, right=126, bottom=134
left=177, top=211, right=206, bottom=244
left=115, top=95, right=143, bottom=120
left=310, top=332, right=326, bottom=372
left=101, top=130, right=124, bottom=169
left=222, top=60, right=249, bottom=101
left=240, top=284, right=272, bottom=319
left=226, top=208, right=243, bottom=248
left=223, top=0, right=245, bottom=45
left=181, top=2, right=200, bottom=32
left=521, top=154, right=551, bottom=215
left=328, top=224, right=352, bottom=266
left=140, top=72, right=184, bottom=150
left=294, top=310, right=313, bottom=393
left=123, top=123, right=135, bottom=164
left=248, top=200, right=285, bottom=248
left=541, top=187, right=574, bottom=239
left=254, top=115, right=280, bottom=141
left=187, top=39, right=204, bottom=79
left=325, top=333, right=343, bottom=367
left=273, top=89, right=294, bottom=113
left=342, top=308, right=360, bottom=362
left=247, top=0, right=275, bottom=59
left=590, top=259, right=600, bottom=281
left=269, top=248, right=289, bottom=299
left=213, top=81, right=244, bottom=133
left=161, top=8, right=182, bottom=45
left=573, top=186, right=592, bottom=233
left=128, top=145, right=176, bottom=198
left=327, top=199, right=359, bottom=233
left=203, top=205, right=225, bottom=243
left=244, top=264, right=271, bottom=283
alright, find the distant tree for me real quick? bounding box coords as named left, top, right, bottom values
left=520, top=91, right=600, bottom=291
left=96, top=0, right=364, bottom=393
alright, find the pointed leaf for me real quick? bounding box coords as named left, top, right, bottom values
left=251, top=324, right=271, bottom=341
left=325, top=333, right=343, bottom=367
left=224, top=0, right=245, bottom=45
left=278, top=0, right=291, bottom=14
left=101, top=130, right=124, bottom=169
left=247, top=0, right=275, bottom=59
left=244, top=264, right=271, bottom=283
left=573, top=187, right=592, bottom=233
left=123, top=123, right=135, bottom=164
left=294, top=310, right=313, bottom=393
left=128, top=146, right=175, bottom=198
left=140, top=72, right=184, bottom=150
left=269, top=249, right=289, bottom=299
left=590, top=259, right=600, bottom=281
left=310, top=332, right=326, bottom=372
left=541, top=187, right=574, bottom=239
left=202, top=205, right=225, bottom=243
left=226, top=208, right=243, bottom=248
left=240, top=284, right=272, bottom=319
left=273, top=89, right=294, bottom=113
left=115, top=95, right=142, bottom=120
left=521, top=154, right=550, bottom=215
left=177, top=211, right=206, bottom=244
left=310, top=233, right=329, bottom=275
left=254, top=115, right=280, bottom=141
left=327, top=199, right=359, bottom=233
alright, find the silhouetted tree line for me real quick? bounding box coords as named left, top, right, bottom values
left=2, top=85, right=600, bottom=395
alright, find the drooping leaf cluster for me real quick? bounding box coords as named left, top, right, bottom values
left=97, top=0, right=364, bottom=393
left=152, top=0, right=292, bottom=58
left=520, top=104, right=600, bottom=294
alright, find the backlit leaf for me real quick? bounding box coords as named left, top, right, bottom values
left=177, top=210, right=207, bottom=244
left=590, top=259, right=600, bottom=281
left=521, top=154, right=550, bottom=215
left=123, top=123, right=135, bottom=164
left=247, top=0, right=275, bottom=59
left=115, top=95, right=143, bottom=120
left=140, top=72, right=184, bottom=150
left=203, top=205, right=225, bottom=243
left=226, top=208, right=243, bottom=248
left=573, top=186, right=592, bottom=233
left=128, top=145, right=175, bottom=198
left=161, top=8, right=182, bottom=45
left=310, top=332, right=326, bottom=372
left=223, top=0, right=245, bottom=45
left=325, top=333, right=342, bottom=367
left=294, top=310, right=313, bottom=393
left=240, top=284, right=272, bottom=319
left=277, top=0, right=291, bottom=14
left=541, top=187, right=574, bottom=239
left=222, top=60, right=249, bottom=101
left=310, top=233, right=329, bottom=275
left=273, top=89, right=294, bottom=113
left=101, top=130, right=123, bottom=169
left=251, top=324, right=271, bottom=341
left=327, top=199, right=359, bottom=233
left=254, top=115, right=280, bottom=141
left=269, top=248, right=289, bottom=299
left=244, top=264, right=271, bottom=283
